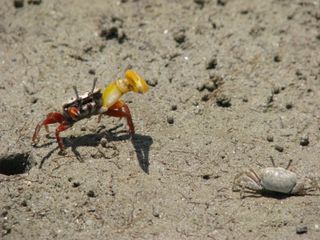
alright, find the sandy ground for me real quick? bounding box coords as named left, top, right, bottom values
left=1, top=0, right=320, bottom=239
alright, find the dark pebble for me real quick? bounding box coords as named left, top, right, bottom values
left=217, top=0, right=227, bottom=6
left=167, top=116, right=174, bottom=124
left=72, top=182, right=81, bottom=188
left=296, top=225, right=308, bottom=234
left=206, top=58, right=217, bottom=70
left=286, top=103, right=293, bottom=109
left=267, top=135, right=274, bottom=142
left=30, top=97, right=38, bottom=104
left=171, top=105, right=177, bottom=111
left=272, top=87, right=280, bottom=94
left=173, top=31, right=186, bottom=44
left=28, top=0, right=42, bottom=5
left=274, top=55, right=281, bottom=62
left=300, top=136, right=309, bottom=146
left=14, top=0, right=24, bottom=8
left=201, top=94, right=209, bottom=102
left=194, top=0, right=205, bottom=6
left=274, top=145, right=283, bottom=152
left=88, top=69, right=96, bottom=75
left=202, top=174, right=210, bottom=180
left=216, top=95, right=231, bottom=107
left=87, top=190, right=96, bottom=198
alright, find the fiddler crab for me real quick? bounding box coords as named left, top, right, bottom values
left=32, top=70, right=149, bottom=153
left=233, top=159, right=319, bottom=198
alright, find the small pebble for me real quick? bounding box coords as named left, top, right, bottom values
left=100, top=138, right=108, bottom=147
left=87, top=190, right=96, bottom=198
left=167, top=116, right=174, bottom=124
left=217, top=0, right=227, bottom=6
left=274, top=145, right=283, bottom=152
left=296, top=225, right=308, bottom=234
left=206, top=58, right=217, bottom=70
left=88, top=69, right=96, bottom=75
left=266, top=135, right=274, bottom=142
left=315, top=224, right=320, bottom=232
left=173, top=31, right=186, bottom=44
left=285, top=103, right=293, bottom=109
left=272, top=87, right=280, bottom=94
left=72, top=182, right=80, bottom=188
left=274, top=55, right=281, bottom=62
left=171, top=105, right=177, bottom=111
left=14, top=0, right=24, bottom=8
left=300, top=136, right=309, bottom=146
left=28, top=0, right=42, bottom=4
left=30, top=97, right=38, bottom=104
left=201, top=94, right=209, bottom=102
left=216, top=95, right=231, bottom=107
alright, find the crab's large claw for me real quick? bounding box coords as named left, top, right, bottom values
left=125, top=70, right=149, bottom=93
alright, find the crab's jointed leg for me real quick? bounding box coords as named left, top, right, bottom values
left=98, top=100, right=135, bottom=134
left=32, top=112, right=70, bottom=151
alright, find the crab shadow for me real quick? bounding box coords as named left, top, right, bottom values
left=38, top=124, right=153, bottom=173
left=240, top=190, right=318, bottom=199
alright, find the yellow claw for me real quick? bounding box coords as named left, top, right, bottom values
left=125, top=70, right=149, bottom=93
left=102, top=70, right=149, bottom=109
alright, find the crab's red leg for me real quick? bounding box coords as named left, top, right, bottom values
left=100, top=100, right=135, bottom=134
left=55, top=122, right=70, bottom=151
left=32, top=112, right=70, bottom=150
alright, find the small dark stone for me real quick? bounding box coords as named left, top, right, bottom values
left=30, top=97, right=38, bottom=104
left=167, top=116, right=174, bottom=124
left=87, top=190, right=96, bottom=198
left=72, top=182, right=80, bottom=188
left=28, top=0, right=41, bottom=5
left=201, top=94, right=209, bottom=102
left=194, top=0, right=205, bottom=6
left=296, top=225, right=308, bottom=234
left=316, top=34, right=320, bottom=41
left=217, top=0, right=227, bottom=6
left=100, top=27, right=127, bottom=43
left=88, top=69, right=96, bottom=75
left=173, top=31, right=186, bottom=44
left=216, top=95, right=231, bottom=107
left=274, top=55, right=281, bottom=62
left=202, top=174, right=210, bottom=180
left=206, top=58, right=217, bottom=70
left=272, top=87, right=280, bottom=94
left=242, top=96, right=248, bottom=102
left=267, top=135, right=274, bottom=142
left=274, top=145, right=283, bottom=152
left=300, top=136, right=309, bottom=146
left=14, top=0, right=24, bottom=8
left=21, top=199, right=27, bottom=207
left=171, top=105, right=177, bottom=111
left=285, top=103, right=293, bottom=109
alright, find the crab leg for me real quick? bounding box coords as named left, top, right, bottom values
left=98, top=100, right=135, bottom=134
left=32, top=112, right=70, bottom=151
